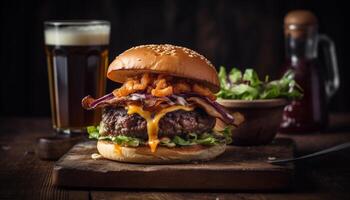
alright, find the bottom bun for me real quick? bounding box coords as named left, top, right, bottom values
left=97, top=140, right=226, bottom=164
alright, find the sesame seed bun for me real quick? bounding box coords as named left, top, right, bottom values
left=107, top=44, right=220, bottom=93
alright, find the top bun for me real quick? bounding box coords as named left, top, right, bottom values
left=107, top=44, right=220, bottom=93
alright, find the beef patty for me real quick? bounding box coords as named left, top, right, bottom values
left=101, top=107, right=215, bottom=139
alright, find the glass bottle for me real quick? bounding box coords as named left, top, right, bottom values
left=279, top=10, right=339, bottom=133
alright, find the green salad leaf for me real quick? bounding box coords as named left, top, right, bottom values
left=218, top=126, right=233, bottom=144
left=229, top=67, right=242, bottom=83
left=243, top=69, right=261, bottom=87
left=86, top=126, right=231, bottom=148
left=230, top=84, right=259, bottom=100
left=87, top=126, right=141, bottom=147
left=216, top=67, right=303, bottom=100
left=87, top=126, right=100, bottom=139
left=218, top=66, right=229, bottom=90
left=173, top=136, right=193, bottom=146
left=160, top=137, right=176, bottom=147
left=195, top=133, right=218, bottom=145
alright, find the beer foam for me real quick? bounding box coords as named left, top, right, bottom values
left=45, top=25, right=110, bottom=46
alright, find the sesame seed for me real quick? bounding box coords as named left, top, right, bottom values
left=127, top=44, right=215, bottom=69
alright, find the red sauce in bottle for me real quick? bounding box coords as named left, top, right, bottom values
left=280, top=58, right=327, bottom=133
left=279, top=10, right=339, bottom=133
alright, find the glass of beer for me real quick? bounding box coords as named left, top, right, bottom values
left=44, top=20, right=110, bottom=134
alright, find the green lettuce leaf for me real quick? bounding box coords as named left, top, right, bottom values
left=112, top=135, right=140, bottom=147
left=87, top=126, right=141, bottom=147
left=219, top=126, right=233, bottom=144
left=196, top=134, right=218, bottom=145
left=160, top=137, right=176, bottom=147
left=243, top=69, right=261, bottom=87
left=231, top=84, right=259, bottom=100
left=87, top=126, right=100, bottom=139
left=172, top=136, right=193, bottom=146
left=87, top=126, right=229, bottom=148
left=229, top=67, right=242, bottom=83
left=218, top=66, right=229, bottom=90
left=216, top=67, right=303, bottom=100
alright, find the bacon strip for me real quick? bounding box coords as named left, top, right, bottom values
left=186, top=97, right=236, bottom=126
left=82, top=93, right=119, bottom=110
left=82, top=93, right=241, bottom=126
left=82, top=93, right=175, bottom=110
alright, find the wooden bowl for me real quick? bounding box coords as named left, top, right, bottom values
left=216, top=99, right=288, bottom=146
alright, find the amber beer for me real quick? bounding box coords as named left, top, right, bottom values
left=44, top=21, right=110, bottom=133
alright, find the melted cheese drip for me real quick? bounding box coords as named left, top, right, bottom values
left=114, top=144, right=122, bottom=156
left=127, top=105, right=194, bottom=153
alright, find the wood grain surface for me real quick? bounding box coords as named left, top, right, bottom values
left=0, top=115, right=350, bottom=199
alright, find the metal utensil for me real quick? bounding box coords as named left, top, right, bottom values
left=268, top=142, right=350, bottom=165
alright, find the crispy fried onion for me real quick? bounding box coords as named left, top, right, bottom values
left=113, top=73, right=151, bottom=97
left=112, top=73, right=216, bottom=100
left=151, top=78, right=173, bottom=97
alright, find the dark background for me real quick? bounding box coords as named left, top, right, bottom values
left=0, top=0, right=347, bottom=117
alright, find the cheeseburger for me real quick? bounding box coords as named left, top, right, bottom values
left=82, top=44, right=239, bottom=163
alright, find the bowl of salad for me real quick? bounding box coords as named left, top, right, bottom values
left=215, top=67, right=302, bottom=145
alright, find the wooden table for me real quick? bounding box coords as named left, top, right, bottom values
left=1, top=114, right=350, bottom=200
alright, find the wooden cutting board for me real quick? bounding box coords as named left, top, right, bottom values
left=52, top=138, right=294, bottom=190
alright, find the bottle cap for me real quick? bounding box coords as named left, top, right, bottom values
left=284, top=10, right=318, bottom=38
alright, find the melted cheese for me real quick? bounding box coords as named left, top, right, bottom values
left=127, top=105, right=194, bottom=152
left=114, top=144, right=122, bottom=156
